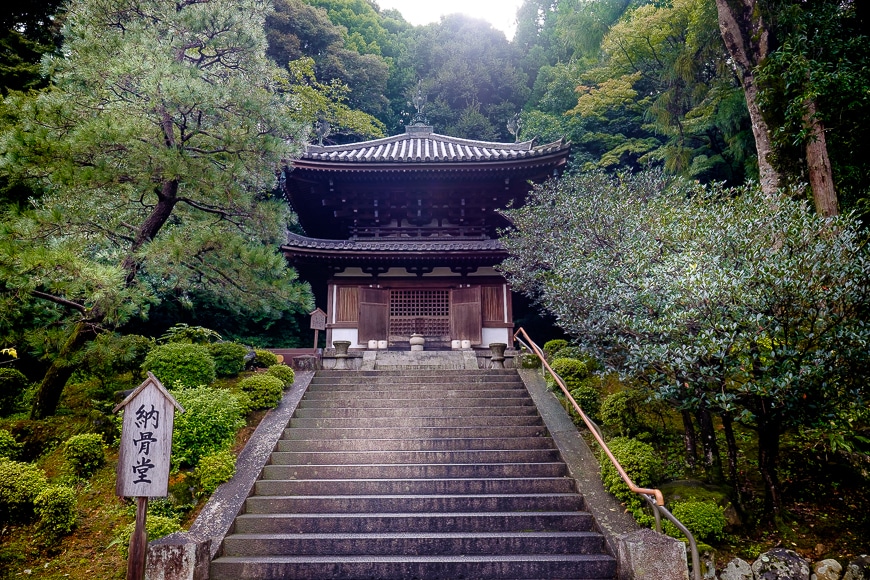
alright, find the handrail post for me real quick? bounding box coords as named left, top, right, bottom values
left=513, top=327, right=701, bottom=580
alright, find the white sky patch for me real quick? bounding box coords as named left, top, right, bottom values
left=376, top=0, right=525, bottom=39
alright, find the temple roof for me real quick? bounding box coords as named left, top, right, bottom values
left=299, top=125, right=568, bottom=166
left=281, top=232, right=507, bottom=267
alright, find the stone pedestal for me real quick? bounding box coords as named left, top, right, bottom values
left=333, top=341, right=351, bottom=370
left=409, top=333, right=425, bottom=351
left=489, top=342, right=507, bottom=369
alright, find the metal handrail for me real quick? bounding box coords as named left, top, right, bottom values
left=514, top=327, right=701, bottom=580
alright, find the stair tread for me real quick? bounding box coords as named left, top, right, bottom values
left=225, top=531, right=604, bottom=539
left=213, top=554, right=615, bottom=563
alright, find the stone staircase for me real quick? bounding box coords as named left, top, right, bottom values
left=209, top=368, right=617, bottom=579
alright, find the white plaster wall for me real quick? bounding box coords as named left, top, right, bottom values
left=482, top=327, right=510, bottom=346
left=331, top=328, right=362, bottom=348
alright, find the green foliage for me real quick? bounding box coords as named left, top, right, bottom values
left=34, top=485, right=77, bottom=540
left=548, top=357, right=589, bottom=389
left=0, top=367, right=28, bottom=416
left=663, top=500, right=726, bottom=543
left=116, top=515, right=181, bottom=557
left=62, top=433, right=105, bottom=478
left=0, top=458, right=48, bottom=520
left=600, top=390, right=648, bottom=437
left=81, top=333, right=154, bottom=387
left=599, top=436, right=662, bottom=524
left=0, top=428, right=21, bottom=459
left=159, top=324, right=222, bottom=345
left=518, top=351, right=542, bottom=369
left=238, top=374, right=285, bottom=410
left=543, top=339, right=568, bottom=360
left=194, top=449, right=237, bottom=495
left=252, top=349, right=279, bottom=369
left=265, top=364, right=295, bottom=386
left=568, top=383, right=602, bottom=420
left=143, top=343, right=216, bottom=388
left=207, top=342, right=250, bottom=378
left=169, top=386, right=245, bottom=468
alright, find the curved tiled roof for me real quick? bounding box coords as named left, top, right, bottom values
left=283, top=232, right=505, bottom=253
left=302, top=125, right=568, bottom=164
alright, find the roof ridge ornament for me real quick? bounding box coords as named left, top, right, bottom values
left=507, top=113, right=523, bottom=143
left=410, top=82, right=429, bottom=128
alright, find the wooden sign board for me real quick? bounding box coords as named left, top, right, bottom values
left=310, top=308, right=327, bottom=331
left=113, top=373, right=183, bottom=498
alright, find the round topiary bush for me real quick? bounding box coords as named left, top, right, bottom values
left=169, top=386, right=245, bottom=468
left=0, top=429, right=22, bottom=460
left=0, top=368, right=29, bottom=416
left=265, top=364, right=295, bottom=386
left=143, top=343, right=216, bottom=387
left=599, top=436, right=662, bottom=525
left=663, top=500, right=727, bottom=543
left=207, top=342, right=250, bottom=377
left=194, top=449, right=237, bottom=495
left=600, top=389, right=646, bottom=437
left=569, top=384, right=602, bottom=420
left=0, top=458, right=48, bottom=521
left=34, top=485, right=77, bottom=539
left=238, top=374, right=284, bottom=410
left=252, top=349, right=279, bottom=368
left=548, top=357, right=590, bottom=390
left=543, top=339, right=569, bottom=360
left=63, top=433, right=106, bottom=478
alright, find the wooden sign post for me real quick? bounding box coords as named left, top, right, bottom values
left=310, top=307, right=327, bottom=349
left=113, top=373, right=184, bottom=580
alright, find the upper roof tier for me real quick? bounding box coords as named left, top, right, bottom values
left=299, top=125, right=569, bottom=166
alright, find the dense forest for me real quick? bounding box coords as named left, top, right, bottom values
left=0, top=0, right=868, bottom=576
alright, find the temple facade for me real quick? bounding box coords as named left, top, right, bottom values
left=281, top=124, right=570, bottom=350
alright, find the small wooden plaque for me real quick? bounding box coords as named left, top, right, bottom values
left=310, top=308, right=327, bottom=331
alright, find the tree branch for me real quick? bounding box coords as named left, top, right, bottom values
left=30, top=290, right=87, bottom=313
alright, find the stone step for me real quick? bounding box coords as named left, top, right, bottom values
left=288, top=414, right=544, bottom=429
left=282, top=425, right=548, bottom=440
left=231, top=511, right=596, bottom=534
left=209, top=554, right=617, bottom=580
left=243, top=493, right=585, bottom=514
left=292, top=405, right=537, bottom=419
left=220, top=531, right=607, bottom=557
left=274, top=437, right=556, bottom=452
left=298, top=395, right=533, bottom=408
left=269, top=448, right=562, bottom=466
left=314, top=369, right=519, bottom=378
left=253, top=477, right=576, bottom=496
left=303, top=388, right=527, bottom=400
left=261, top=462, right=568, bottom=480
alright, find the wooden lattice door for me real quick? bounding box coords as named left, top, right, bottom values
left=388, top=289, right=451, bottom=343
left=450, top=286, right=482, bottom=344
left=358, top=288, right=389, bottom=343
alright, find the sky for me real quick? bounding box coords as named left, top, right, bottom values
left=376, top=0, right=525, bottom=39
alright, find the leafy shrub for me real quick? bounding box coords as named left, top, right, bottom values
left=0, top=458, right=48, bottom=520
left=63, top=433, right=106, bottom=478
left=194, top=449, right=236, bottom=495
left=600, top=436, right=662, bottom=525
left=600, top=390, right=646, bottom=437
left=0, top=368, right=29, bottom=416
left=82, top=333, right=154, bottom=386
left=543, top=339, right=568, bottom=360
left=207, top=342, right=250, bottom=377
left=548, top=357, right=589, bottom=390
left=238, top=374, right=284, bottom=410
left=663, top=501, right=727, bottom=543
left=159, top=323, right=222, bottom=344
left=143, top=343, right=216, bottom=387
left=0, top=429, right=22, bottom=459
left=518, top=351, right=542, bottom=368
left=252, top=349, right=278, bottom=368
left=34, top=485, right=77, bottom=539
left=265, top=364, right=295, bottom=386
left=170, top=386, right=245, bottom=467
left=116, top=515, right=181, bottom=557
left=569, top=384, right=602, bottom=420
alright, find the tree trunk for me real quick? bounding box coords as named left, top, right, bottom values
left=721, top=412, right=740, bottom=486
left=31, top=188, right=179, bottom=418
left=696, top=405, right=723, bottom=483
left=681, top=409, right=699, bottom=471
left=714, top=0, right=781, bottom=195
left=756, top=411, right=782, bottom=518
left=804, top=98, right=838, bottom=217
left=30, top=321, right=99, bottom=419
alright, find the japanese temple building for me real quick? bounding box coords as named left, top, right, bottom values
left=281, top=124, right=570, bottom=350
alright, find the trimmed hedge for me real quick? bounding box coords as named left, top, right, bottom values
left=207, top=342, right=250, bottom=377
left=0, top=458, right=48, bottom=521
left=194, top=449, right=237, bottom=495
left=35, top=485, right=78, bottom=539
left=599, top=436, right=662, bottom=525
left=238, top=374, right=284, bottom=410
left=169, top=386, right=245, bottom=468
left=0, top=429, right=21, bottom=459
left=63, top=433, right=105, bottom=478
left=143, top=343, right=216, bottom=387
left=265, top=364, right=295, bottom=386
left=252, top=349, right=279, bottom=368
left=663, top=500, right=727, bottom=542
